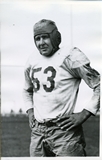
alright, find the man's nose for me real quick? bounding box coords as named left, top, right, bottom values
left=39, top=38, right=45, bottom=45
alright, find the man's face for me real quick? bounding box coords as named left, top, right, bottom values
left=35, top=33, right=53, bottom=56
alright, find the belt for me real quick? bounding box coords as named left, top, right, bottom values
left=35, top=119, right=57, bottom=127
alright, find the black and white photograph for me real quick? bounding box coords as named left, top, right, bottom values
left=1, top=0, right=102, bottom=159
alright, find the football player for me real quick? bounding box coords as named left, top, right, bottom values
left=23, top=19, right=100, bottom=156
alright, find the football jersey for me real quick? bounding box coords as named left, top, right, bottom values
left=23, top=47, right=100, bottom=122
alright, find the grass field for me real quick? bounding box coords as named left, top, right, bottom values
left=1, top=114, right=100, bottom=157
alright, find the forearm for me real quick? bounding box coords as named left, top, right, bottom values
left=27, top=108, right=35, bottom=129
left=84, top=84, right=100, bottom=115
left=27, top=108, right=35, bottom=120
left=81, top=109, right=92, bottom=123
left=23, top=88, right=34, bottom=111
left=75, top=64, right=100, bottom=115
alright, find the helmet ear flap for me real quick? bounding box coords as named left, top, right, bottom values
left=56, top=30, right=61, bottom=46
left=50, top=30, right=61, bottom=49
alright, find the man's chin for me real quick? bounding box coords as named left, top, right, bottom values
left=40, top=51, right=51, bottom=57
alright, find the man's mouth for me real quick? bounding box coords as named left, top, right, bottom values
left=40, top=47, right=47, bottom=51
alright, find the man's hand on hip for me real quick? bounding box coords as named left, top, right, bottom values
left=54, top=109, right=92, bottom=131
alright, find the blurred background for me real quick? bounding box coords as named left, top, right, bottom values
left=0, top=0, right=102, bottom=157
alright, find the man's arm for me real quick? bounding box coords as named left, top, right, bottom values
left=55, top=63, right=100, bottom=130
left=75, top=64, right=100, bottom=115
left=27, top=108, right=35, bottom=129
left=23, top=64, right=35, bottom=129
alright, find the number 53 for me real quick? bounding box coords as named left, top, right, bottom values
left=32, top=66, right=56, bottom=92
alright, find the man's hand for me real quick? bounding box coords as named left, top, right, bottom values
left=27, top=108, right=35, bottom=129
left=54, top=109, right=92, bottom=131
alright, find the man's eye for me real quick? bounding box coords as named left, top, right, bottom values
left=42, top=35, right=49, bottom=39
left=35, top=37, right=40, bottom=41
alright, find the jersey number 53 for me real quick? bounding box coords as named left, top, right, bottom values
left=31, top=66, right=56, bottom=92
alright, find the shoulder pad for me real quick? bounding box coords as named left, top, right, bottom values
left=69, top=47, right=90, bottom=68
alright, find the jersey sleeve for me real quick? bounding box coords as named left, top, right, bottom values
left=23, top=60, right=34, bottom=112
left=64, top=47, right=100, bottom=115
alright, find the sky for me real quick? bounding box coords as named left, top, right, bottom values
left=1, top=0, right=102, bottom=114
